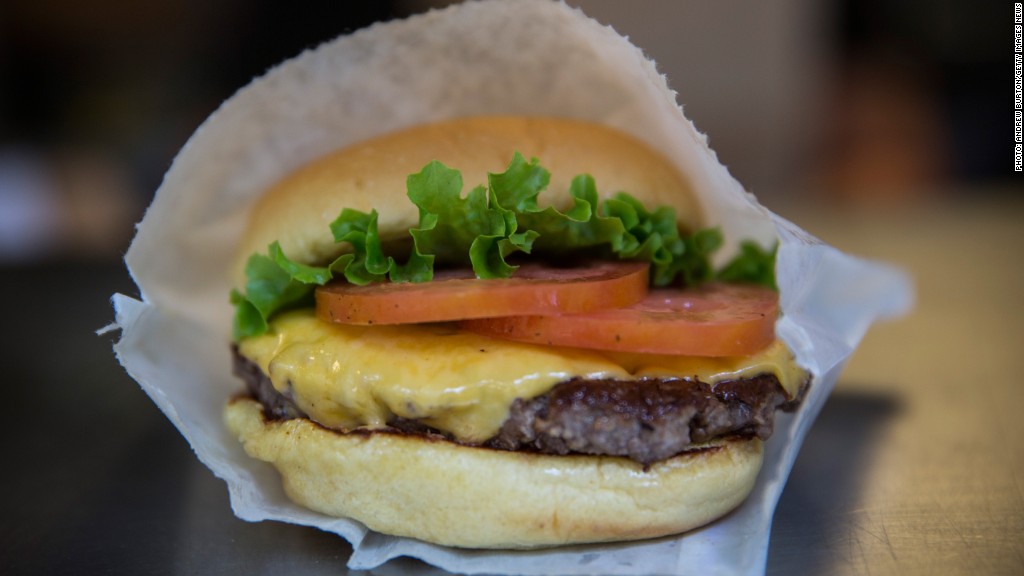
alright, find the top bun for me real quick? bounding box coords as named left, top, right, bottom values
left=232, top=116, right=703, bottom=287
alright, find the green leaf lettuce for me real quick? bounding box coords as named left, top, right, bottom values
left=231, top=154, right=776, bottom=340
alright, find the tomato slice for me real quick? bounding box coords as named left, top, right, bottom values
left=460, top=283, right=778, bottom=357
left=315, top=261, right=649, bottom=325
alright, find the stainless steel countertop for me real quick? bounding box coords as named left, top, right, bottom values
left=3, top=195, right=1022, bottom=575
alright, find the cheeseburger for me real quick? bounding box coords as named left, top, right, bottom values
left=224, top=116, right=809, bottom=549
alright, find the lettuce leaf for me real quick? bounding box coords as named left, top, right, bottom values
left=717, top=240, right=778, bottom=290
left=231, top=154, right=776, bottom=339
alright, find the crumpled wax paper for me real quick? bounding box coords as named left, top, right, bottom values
left=110, top=1, right=913, bottom=574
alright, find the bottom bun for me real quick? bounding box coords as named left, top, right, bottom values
left=224, top=397, right=764, bottom=549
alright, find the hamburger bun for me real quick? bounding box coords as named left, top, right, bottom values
left=231, top=116, right=703, bottom=288
left=225, top=396, right=763, bottom=549
left=224, top=116, right=798, bottom=549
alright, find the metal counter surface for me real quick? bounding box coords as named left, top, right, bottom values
left=3, top=196, right=1021, bottom=575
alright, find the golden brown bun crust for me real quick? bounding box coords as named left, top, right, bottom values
left=225, top=397, right=762, bottom=549
left=232, top=117, right=702, bottom=287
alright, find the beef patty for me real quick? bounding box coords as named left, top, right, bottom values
left=232, top=347, right=809, bottom=465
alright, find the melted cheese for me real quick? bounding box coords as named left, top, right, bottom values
left=239, top=309, right=806, bottom=443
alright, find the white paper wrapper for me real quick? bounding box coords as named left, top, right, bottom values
left=111, top=1, right=912, bottom=574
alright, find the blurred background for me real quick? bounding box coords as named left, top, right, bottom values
left=0, top=0, right=1009, bottom=264
left=2, top=2, right=1020, bottom=574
